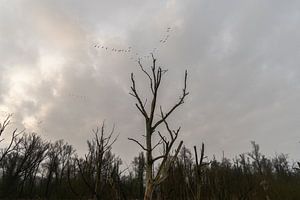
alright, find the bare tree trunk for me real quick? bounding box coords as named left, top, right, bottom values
left=45, top=170, right=53, bottom=198
left=144, top=182, right=154, bottom=200
left=144, top=124, right=154, bottom=200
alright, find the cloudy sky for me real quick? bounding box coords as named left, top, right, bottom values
left=1, top=0, right=300, bottom=163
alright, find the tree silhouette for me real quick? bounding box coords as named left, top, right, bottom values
left=128, top=54, right=188, bottom=200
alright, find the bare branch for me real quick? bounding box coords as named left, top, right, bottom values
left=154, top=140, right=183, bottom=185
left=151, top=138, right=163, bottom=151
left=150, top=55, right=157, bottom=87
left=153, top=70, right=188, bottom=130
left=0, top=128, right=24, bottom=162
left=138, top=60, right=154, bottom=94
left=160, top=107, right=173, bottom=140
left=158, top=131, right=168, bottom=147
left=128, top=137, right=147, bottom=151
left=0, top=113, right=13, bottom=137
left=174, top=140, right=184, bottom=159
left=135, top=103, right=148, bottom=119
left=130, top=73, right=149, bottom=119
left=152, top=155, right=165, bottom=163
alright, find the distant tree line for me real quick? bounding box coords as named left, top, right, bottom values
left=1, top=117, right=300, bottom=200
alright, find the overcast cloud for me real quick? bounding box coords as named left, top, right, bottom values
left=1, top=0, right=300, bottom=163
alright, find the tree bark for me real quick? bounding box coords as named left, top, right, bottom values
left=144, top=182, right=154, bottom=200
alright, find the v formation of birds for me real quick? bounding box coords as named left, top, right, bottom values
left=0, top=27, right=174, bottom=129
left=93, top=27, right=173, bottom=62
left=67, top=27, right=174, bottom=103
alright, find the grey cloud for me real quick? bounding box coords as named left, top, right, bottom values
left=1, top=0, right=300, bottom=162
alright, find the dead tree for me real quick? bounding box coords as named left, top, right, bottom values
left=193, top=143, right=209, bottom=200
left=1, top=133, right=48, bottom=198
left=77, top=122, right=118, bottom=200
left=128, top=55, right=188, bottom=200
left=0, top=114, right=23, bottom=163
left=44, top=140, right=75, bottom=198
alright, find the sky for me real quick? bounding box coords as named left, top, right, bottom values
left=0, top=0, right=300, bottom=164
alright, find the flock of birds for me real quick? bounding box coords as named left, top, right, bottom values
left=66, top=27, right=174, bottom=102
left=93, top=45, right=132, bottom=53
left=0, top=27, right=175, bottom=134
left=67, top=92, right=88, bottom=101
left=93, top=27, right=173, bottom=62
